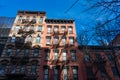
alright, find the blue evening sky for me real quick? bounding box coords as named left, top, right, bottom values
left=0, top=0, right=98, bottom=34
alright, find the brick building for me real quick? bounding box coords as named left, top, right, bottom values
left=0, top=11, right=84, bottom=80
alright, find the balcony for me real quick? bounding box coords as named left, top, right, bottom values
left=22, top=19, right=29, bottom=24
left=10, top=56, right=29, bottom=63
left=30, top=19, right=36, bottom=24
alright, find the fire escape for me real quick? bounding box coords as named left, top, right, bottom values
left=6, top=19, right=36, bottom=80
left=50, top=29, right=71, bottom=80
left=84, top=52, right=111, bottom=80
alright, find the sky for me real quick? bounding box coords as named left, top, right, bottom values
left=0, top=0, right=98, bottom=34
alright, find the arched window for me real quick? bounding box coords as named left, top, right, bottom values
left=33, top=48, right=40, bottom=57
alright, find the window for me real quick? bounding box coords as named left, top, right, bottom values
left=45, top=49, right=50, bottom=60
left=38, top=26, right=42, bottom=32
left=33, top=49, right=40, bottom=57
left=68, top=26, right=73, bottom=34
left=47, top=26, right=52, bottom=33
left=6, top=49, right=11, bottom=56
left=36, top=36, right=41, bottom=43
left=16, top=49, right=20, bottom=55
left=14, top=26, right=20, bottom=33
left=18, top=16, right=22, bottom=21
left=40, top=17, right=43, bottom=22
left=54, top=50, right=59, bottom=61
left=24, top=49, right=30, bottom=56
left=63, top=68, right=68, bottom=80
left=107, top=54, right=114, bottom=62
left=112, top=67, right=119, bottom=76
left=53, top=67, right=59, bottom=80
left=32, top=16, right=36, bottom=20
left=100, top=67, right=107, bottom=77
left=30, top=26, right=34, bottom=30
left=26, top=16, right=30, bottom=21
left=62, top=36, right=66, bottom=45
left=69, top=37, right=74, bottom=45
left=11, top=36, right=16, bottom=43
left=46, top=36, right=51, bottom=45
left=71, top=50, right=76, bottom=61
left=31, top=65, right=37, bottom=75
left=86, top=67, right=94, bottom=77
left=44, top=67, right=49, bottom=80
left=54, top=26, right=59, bottom=33
left=61, top=26, right=66, bottom=33
left=72, top=66, right=78, bottom=80
left=0, top=64, right=6, bottom=75
left=10, top=65, right=16, bottom=74
left=84, top=54, right=90, bottom=62
left=62, top=50, right=67, bottom=61
left=20, top=65, right=26, bottom=73
left=54, top=36, right=59, bottom=45
left=26, top=35, right=32, bottom=42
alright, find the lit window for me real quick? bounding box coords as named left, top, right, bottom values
left=72, top=66, right=78, bottom=80
left=34, top=49, right=40, bottom=57
left=68, top=26, right=73, bottom=34
left=54, top=50, right=59, bottom=61
left=53, top=67, right=59, bottom=80
left=54, top=26, right=59, bottom=33
left=31, top=65, right=37, bottom=75
left=62, top=50, right=67, bottom=61
left=47, top=26, right=52, bottom=33
left=69, top=37, right=74, bottom=45
left=71, top=50, right=76, bottom=61
left=45, top=49, right=50, bottom=60
left=6, top=49, right=11, bottom=56
left=63, top=68, right=68, bottom=80
left=38, top=26, right=42, bottom=32
left=44, top=67, right=49, bottom=80
left=36, top=36, right=41, bottom=43
left=11, top=36, right=16, bottom=43
left=61, top=26, right=66, bottom=33
left=54, top=36, right=59, bottom=45
left=46, top=36, right=51, bottom=45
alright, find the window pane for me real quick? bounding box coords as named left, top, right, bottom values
left=0, top=64, right=6, bottom=75
left=47, top=26, right=52, bottom=33
left=6, top=49, right=11, bottom=56
left=68, top=26, right=73, bottom=34
left=36, top=37, right=41, bottom=43
left=38, top=26, right=42, bottom=31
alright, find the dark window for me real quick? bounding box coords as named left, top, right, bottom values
left=33, top=49, right=40, bottom=57
left=44, top=67, right=49, bottom=80
left=53, top=67, right=59, bottom=80
left=86, top=67, right=94, bottom=76
left=31, top=65, right=37, bottom=75
left=24, top=49, right=30, bottom=56
left=100, top=67, right=107, bottom=77
left=84, top=54, right=90, bottom=62
left=112, top=67, right=119, bottom=77
left=0, top=64, right=6, bottom=75
left=71, top=50, right=76, bottom=61
left=72, top=66, right=78, bottom=80
left=45, top=49, right=50, bottom=60
left=20, top=65, right=26, bottom=73
left=107, top=54, right=114, bottom=62
left=10, top=65, right=16, bottom=74
left=10, top=36, right=16, bottom=43
left=6, top=48, right=11, bottom=56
